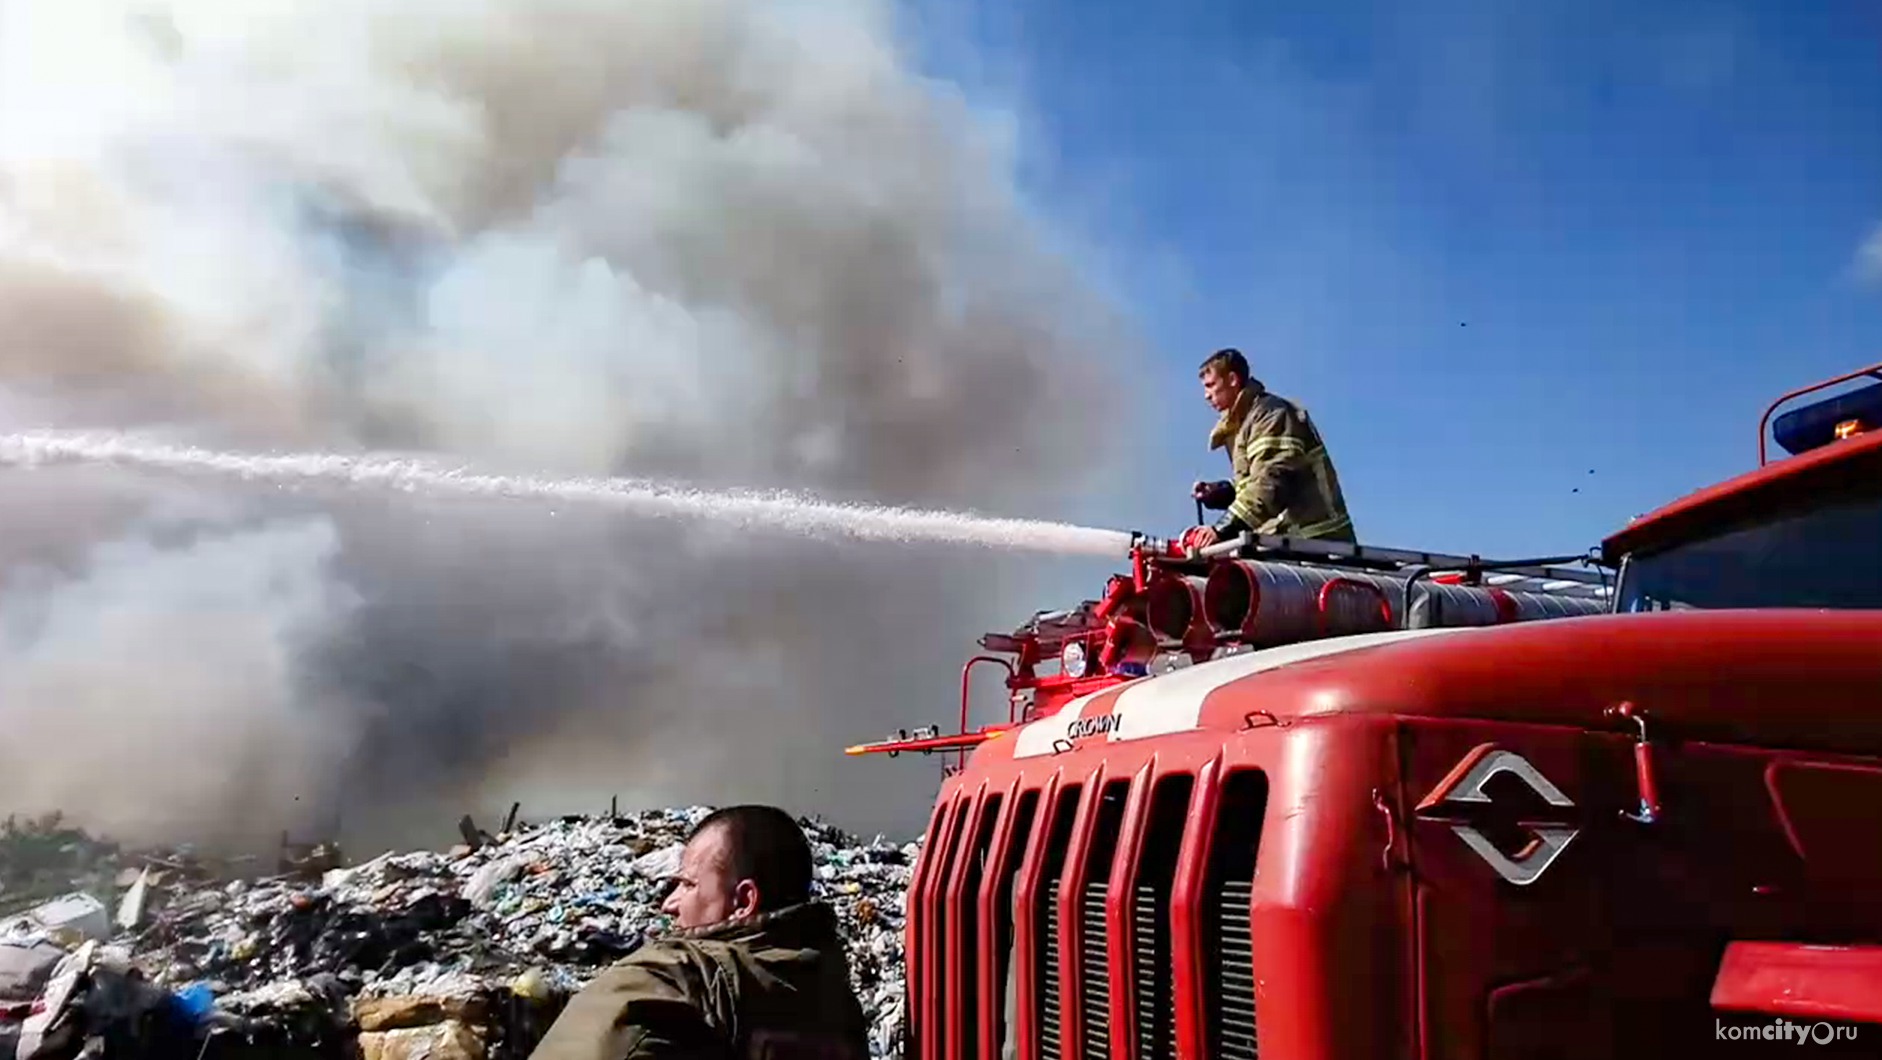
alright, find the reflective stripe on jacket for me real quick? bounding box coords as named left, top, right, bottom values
left=1209, top=382, right=1356, bottom=542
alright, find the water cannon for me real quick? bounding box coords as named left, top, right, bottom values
left=1127, top=531, right=1185, bottom=592
left=1128, top=530, right=1177, bottom=556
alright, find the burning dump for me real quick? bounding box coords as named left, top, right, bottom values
left=0, top=0, right=1144, bottom=855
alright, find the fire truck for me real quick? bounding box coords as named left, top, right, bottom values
left=851, top=362, right=1882, bottom=1058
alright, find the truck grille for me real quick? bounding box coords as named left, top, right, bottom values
left=922, top=770, right=1259, bottom=1060
left=1131, top=773, right=1191, bottom=1060
left=1204, top=769, right=1267, bottom=1060
left=1214, top=878, right=1258, bottom=1059
left=1132, top=883, right=1173, bottom=1058
left=1033, top=784, right=1083, bottom=1060
left=929, top=802, right=970, bottom=1060
left=956, top=795, right=1002, bottom=1060
left=990, top=791, right=1039, bottom=1060
left=1039, top=880, right=1061, bottom=1060
left=1079, top=881, right=1110, bottom=1058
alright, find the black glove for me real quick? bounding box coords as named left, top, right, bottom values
left=1193, top=480, right=1235, bottom=511
left=1212, top=511, right=1249, bottom=537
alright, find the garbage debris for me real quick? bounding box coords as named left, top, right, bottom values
left=114, top=871, right=150, bottom=933
left=0, top=937, right=68, bottom=1057
left=0, top=893, right=110, bottom=948
left=0, top=808, right=918, bottom=1058
left=0, top=815, right=127, bottom=919
left=13, top=940, right=206, bottom=1060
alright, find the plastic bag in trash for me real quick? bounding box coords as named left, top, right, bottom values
left=170, top=982, right=218, bottom=1024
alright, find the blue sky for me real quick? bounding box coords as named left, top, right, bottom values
left=910, top=0, right=1882, bottom=561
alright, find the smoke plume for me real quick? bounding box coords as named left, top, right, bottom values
left=0, top=0, right=1140, bottom=852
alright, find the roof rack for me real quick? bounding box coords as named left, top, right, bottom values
left=849, top=530, right=1616, bottom=772
left=1148, top=529, right=1612, bottom=593
left=980, top=531, right=1615, bottom=660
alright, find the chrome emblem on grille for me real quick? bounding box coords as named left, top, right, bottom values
left=1416, top=745, right=1579, bottom=886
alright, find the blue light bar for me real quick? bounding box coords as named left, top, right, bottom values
left=1771, top=379, right=1882, bottom=456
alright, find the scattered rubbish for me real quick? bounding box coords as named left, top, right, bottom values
left=0, top=808, right=918, bottom=1058
left=14, top=940, right=96, bottom=1060
left=0, top=939, right=65, bottom=999
left=0, top=938, right=66, bottom=1057
left=171, top=981, right=218, bottom=1024
left=508, top=968, right=548, bottom=1002
left=357, top=1017, right=484, bottom=1060
left=626, top=843, right=682, bottom=883
left=115, top=869, right=150, bottom=931
left=0, top=893, right=111, bottom=948
left=279, top=835, right=345, bottom=879
left=463, top=856, right=529, bottom=910
left=0, top=815, right=127, bottom=916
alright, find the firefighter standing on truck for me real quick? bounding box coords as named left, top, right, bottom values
left=1185, top=347, right=1356, bottom=549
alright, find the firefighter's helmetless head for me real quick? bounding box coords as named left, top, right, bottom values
left=661, top=804, right=814, bottom=929
left=1199, top=347, right=1251, bottom=413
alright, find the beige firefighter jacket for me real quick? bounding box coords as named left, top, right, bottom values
left=1209, top=381, right=1356, bottom=542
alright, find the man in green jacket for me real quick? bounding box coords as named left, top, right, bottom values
left=529, top=805, right=871, bottom=1060
left=1185, top=348, right=1356, bottom=550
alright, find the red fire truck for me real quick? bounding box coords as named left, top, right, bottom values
left=853, top=362, right=1882, bottom=1058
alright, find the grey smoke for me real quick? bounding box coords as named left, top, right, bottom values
left=0, top=0, right=1141, bottom=851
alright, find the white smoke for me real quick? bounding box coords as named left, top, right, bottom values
left=0, top=0, right=1141, bottom=850
left=0, top=511, right=359, bottom=849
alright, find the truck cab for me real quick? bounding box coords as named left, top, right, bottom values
left=877, top=363, right=1882, bottom=1059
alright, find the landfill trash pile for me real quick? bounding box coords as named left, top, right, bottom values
left=0, top=808, right=917, bottom=1059
left=0, top=815, right=204, bottom=920
left=0, top=816, right=119, bottom=919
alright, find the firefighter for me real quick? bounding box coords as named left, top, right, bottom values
left=1185, top=348, right=1356, bottom=549
left=530, top=805, right=871, bottom=1060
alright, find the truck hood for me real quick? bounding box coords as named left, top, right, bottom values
left=1003, top=610, right=1882, bottom=760
left=1007, top=624, right=1488, bottom=758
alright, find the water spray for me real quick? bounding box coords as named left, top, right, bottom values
left=0, top=430, right=1135, bottom=558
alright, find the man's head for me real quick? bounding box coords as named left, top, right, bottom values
left=1199, top=348, right=1252, bottom=413
left=660, top=804, right=814, bottom=929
